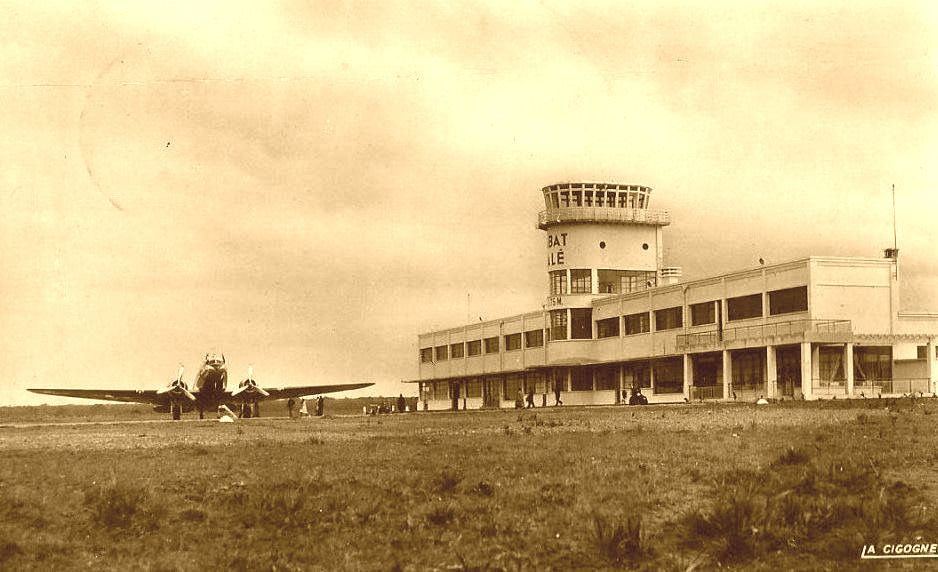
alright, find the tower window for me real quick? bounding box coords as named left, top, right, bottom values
left=549, top=270, right=567, bottom=296
left=570, top=269, right=592, bottom=294
left=549, top=310, right=567, bottom=341
left=570, top=308, right=593, bottom=339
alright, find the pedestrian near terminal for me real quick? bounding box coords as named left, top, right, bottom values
left=525, top=386, right=535, bottom=409
left=287, top=397, right=296, bottom=418
left=553, top=381, right=563, bottom=406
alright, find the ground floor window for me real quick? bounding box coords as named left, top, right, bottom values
left=571, top=368, right=593, bottom=391
left=732, top=349, right=765, bottom=389
left=854, top=346, right=892, bottom=381
left=465, top=378, right=482, bottom=398
left=504, top=374, right=524, bottom=400
left=525, top=372, right=547, bottom=394
left=623, top=363, right=650, bottom=388
left=654, top=358, right=683, bottom=393
left=818, top=345, right=845, bottom=382
left=595, top=365, right=618, bottom=390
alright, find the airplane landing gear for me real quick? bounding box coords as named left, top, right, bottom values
left=170, top=402, right=181, bottom=421
left=241, top=403, right=252, bottom=419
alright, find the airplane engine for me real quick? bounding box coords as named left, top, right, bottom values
left=156, top=366, right=195, bottom=420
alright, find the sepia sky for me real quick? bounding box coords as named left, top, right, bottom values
left=1, top=1, right=936, bottom=406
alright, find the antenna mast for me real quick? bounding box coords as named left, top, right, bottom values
left=892, top=183, right=897, bottom=250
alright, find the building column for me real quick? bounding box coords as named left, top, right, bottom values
left=801, top=342, right=813, bottom=400
left=683, top=354, right=693, bottom=401
left=845, top=342, right=854, bottom=398
left=927, top=338, right=937, bottom=395
left=722, top=350, right=732, bottom=401
left=649, top=361, right=656, bottom=394
left=766, top=345, right=777, bottom=399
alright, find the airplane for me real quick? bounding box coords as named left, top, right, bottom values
left=28, top=352, right=374, bottom=420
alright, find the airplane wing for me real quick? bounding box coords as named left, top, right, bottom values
left=254, top=382, right=374, bottom=401
left=27, top=388, right=169, bottom=405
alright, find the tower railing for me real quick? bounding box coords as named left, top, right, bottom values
left=538, top=207, right=671, bottom=229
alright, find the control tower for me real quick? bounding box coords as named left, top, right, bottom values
left=538, top=182, right=674, bottom=340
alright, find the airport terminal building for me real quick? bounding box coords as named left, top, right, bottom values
left=411, top=182, right=938, bottom=410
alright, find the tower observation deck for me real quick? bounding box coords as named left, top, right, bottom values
left=539, top=183, right=674, bottom=337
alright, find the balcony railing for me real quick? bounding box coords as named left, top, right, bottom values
left=538, top=207, right=671, bottom=228
left=676, top=319, right=852, bottom=350
left=853, top=378, right=932, bottom=396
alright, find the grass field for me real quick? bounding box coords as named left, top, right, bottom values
left=2, top=398, right=938, bottom=570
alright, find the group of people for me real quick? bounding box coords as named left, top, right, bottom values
left=287, top=396, right=324, bottom=418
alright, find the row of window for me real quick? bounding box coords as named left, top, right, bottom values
left=421, top=287, right=810, bottom=361
left=549, top=269, right=657, bottom=296
left=420, top=330, right=546, bottom=363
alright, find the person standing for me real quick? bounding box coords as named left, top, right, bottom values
left=299, top=398, right=309, bottom=417
left=526, top=386, right=535, bottom=409
left=396, top=393, right=406, bottom=413
left=553, top=380, right=563, bottom=406
left=287, top=397, right=296, bottom=418
left=316, top=396, right=324, bottom=416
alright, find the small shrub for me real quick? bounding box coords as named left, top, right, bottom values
left=475, top=481, right=494, bottom=497
left=775, top=446, right=811, bottom=466
left=0, top=540, right=22, bottom=563
left=593, top=513, right=648, bottom=566
left=84, top=480, right=160, bottom=530
left=436, top=470, right=462, bottom=494
left=426, top=504, right=455, bottom=526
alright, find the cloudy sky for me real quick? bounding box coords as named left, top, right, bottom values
left=1, top=1, right=936, bottom=406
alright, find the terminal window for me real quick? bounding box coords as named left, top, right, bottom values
left=623, top=312, right=650, bottom=335
left=467, top=340, right=482, bottom=356
left=450, top=342, right=465, bottom=359
left=504, top=333, right=522, bottom=351
left=570, top=269, right=592, bottom=294
left=484, top=336, right=499, bottom=354
left=550, top=309, right=567, bottom=341
left=727, top=293, right=763, bottom=321
left=420, top=348, right=433, bottom=363
left=690, top=301, right=716, bottom=326
left=654, top=307, right=683, bottom=331
left=769, top=286, right=808, bottom=315
left=524, top=329, right=544, bottom=348
left=434, top=345, right=448, bottom=361
left=596, top=317, right=620, bottom=338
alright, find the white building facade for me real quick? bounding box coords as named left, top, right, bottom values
left=412, top=182, right=938, bottom=410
